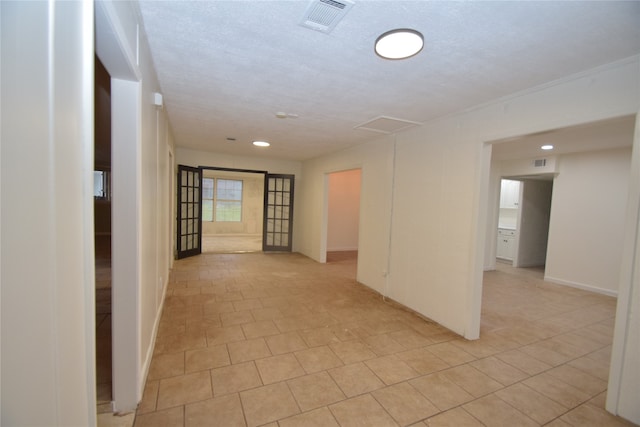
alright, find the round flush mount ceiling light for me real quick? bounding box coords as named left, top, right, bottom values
left=252, top=140, right=270, bottom=147
left=541, top=144, right=554, bottom=150
left=375, top=29, right=424, bottom=60
left=275, top=112, right=299, bottom=119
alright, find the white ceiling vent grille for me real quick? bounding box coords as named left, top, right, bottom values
left=533, top=158, right=547, bottom=168
left=299, top=0, right=354, bottom=33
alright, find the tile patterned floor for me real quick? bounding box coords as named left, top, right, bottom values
left=202, top=235, right=262, bottom=254
left=133, top=253, right=636, bottom=427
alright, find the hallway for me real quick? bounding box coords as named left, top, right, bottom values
left=133, top=252, right=632, bottom=427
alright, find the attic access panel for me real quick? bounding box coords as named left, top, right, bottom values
left=355, top=116, right=422, bottom=134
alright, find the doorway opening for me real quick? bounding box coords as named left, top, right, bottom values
left=483, top=115, right=635, bottom=304
left=325, top=169, right=362, bottom=273
left=201, top=168, right=266, bottom=254
left=177, top=166, right=296, bottom=258
left=496, top=177, right=553, bottom=274
left=93, top=55, right=112, bottom=412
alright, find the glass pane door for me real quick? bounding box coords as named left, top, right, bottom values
left=263, top=174, right=294, bottom=252
left=176, top=165, right=202, bottom=259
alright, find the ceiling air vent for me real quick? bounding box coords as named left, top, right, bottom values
left=533, top=159, right=547, bottom=168
left=299, top=0, right=354, bottom=34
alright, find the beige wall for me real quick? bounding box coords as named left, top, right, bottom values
left=202, top=171, right=264, bottom=235
left=298, top=137, right=395, bottom=287
left=327, top=169, right=361, bottom=251
left=176, top=147, right=302, bottom=177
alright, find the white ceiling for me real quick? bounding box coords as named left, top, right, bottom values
left=136, top=1, right=640, bottom=161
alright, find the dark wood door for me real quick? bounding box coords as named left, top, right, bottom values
left=176, top=165, right=202, bottom=259
left=262, top=174, right=295, bottom=252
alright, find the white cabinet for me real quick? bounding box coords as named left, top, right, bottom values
left=497, top=228, right=516, bottom=260
left=500, top=179, right=521, bottom=209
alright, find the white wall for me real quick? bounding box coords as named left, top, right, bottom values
left=176, top=147, right=302, bottom=176
left=1, top=1, right=96, bottom=425
left=545, top=147, right=631, bottom=295
left=608, top=113, right=640, bottom=424
left=96, top=0, right=176, bottom=411
left=296, top=56, right=640, bottom=340
left=139, top=24, right=175, bottom=400
left=327, top=169, right=361, bottom=251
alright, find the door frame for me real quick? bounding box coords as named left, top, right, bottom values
left=323, top=168, right=362, bottom=264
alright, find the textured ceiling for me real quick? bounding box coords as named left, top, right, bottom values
left=136, top=1, right=640, bottom=161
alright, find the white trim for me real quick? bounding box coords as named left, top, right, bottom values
left=95, top=0, right=141, bottom=81
left=543, top=275, right=618, bottom=297
left=466, top=141, right=493, bottom=340
left=607, top=112, right=640, bottom=423
left=139, top=275, right=169, bottom=400
left=111, top=78, right=142, bottom=413
left=326, top=246, right=359, bottom=252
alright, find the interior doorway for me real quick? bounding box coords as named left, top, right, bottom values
left=325, top=169, right=362, bottom=269
left=200, top=168, right=265, bottom=254
left=93, top=55, right=112, bottom=412
left=496, top=177, right=553, bottom=271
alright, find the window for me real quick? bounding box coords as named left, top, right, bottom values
left=202, top=178, right=242, bottom=222
left=94, top=170, right=110, bottom=200
left=202, top=178, right=214, bottom=221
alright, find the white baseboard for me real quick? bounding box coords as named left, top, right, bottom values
left=544, top=275, right=618, bottom=297
left=327, top=246, right=359, bottom=252
left=138, top=275, right=170, bottom=401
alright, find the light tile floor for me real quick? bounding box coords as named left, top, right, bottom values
left=202, top=235, right=262, bottom=253
left=133, top=253, right=636, bottom=427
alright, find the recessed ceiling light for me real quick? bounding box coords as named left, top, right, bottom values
left=275, top=112, right=299, bottom=119
left=541, top=144, right=554, bottom=150
left=252, top=141, right=270, bottom=147
left=375, top=29, right=424, bottom=60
